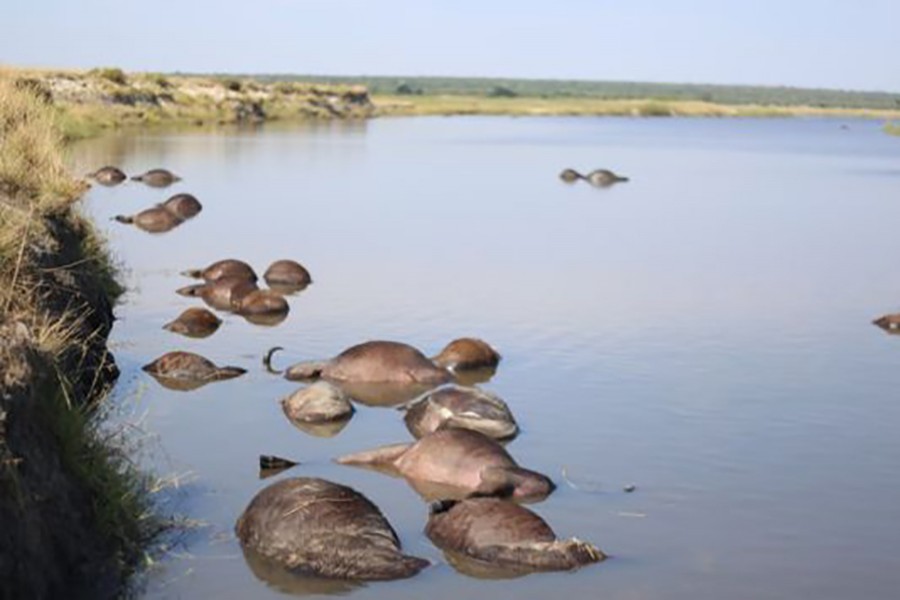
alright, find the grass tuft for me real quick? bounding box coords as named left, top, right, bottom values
left=89, top=67, right=128, bottom=86
left=41, top=376, right=163, bottom=571
left=0, top=77, right=86, bottom=209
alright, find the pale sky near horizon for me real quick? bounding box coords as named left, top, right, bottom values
left=3, top=0, right=898, bottom=92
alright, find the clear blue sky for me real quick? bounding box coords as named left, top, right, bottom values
left=3, top=0, right=898, bottom=92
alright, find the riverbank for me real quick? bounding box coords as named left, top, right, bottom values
left=5, top=67, right=900, bottom=141
left=1, top=74, right=155, bottom=598
left=372, top=95, right=900, bottom=119
left=373, top=94, right=900, bottom=119
left=4, top=67, right=375, bottom=141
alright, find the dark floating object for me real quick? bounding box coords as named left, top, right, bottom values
left=161, top=193, right=202, bottom=219
left=235, top=477, right=429, bottom=580
left=426, top=497, right=605, bottom=574
left=113, top=207, right=183, bottom=233
left=872, top=313, right=900, bottom=333
left=162, top=307, right=222, bottom=338
left=623, top=484, right=637, bottom=493
left=260, top=455, right=297, bottom=470
left=584, top=168, right=629, bottom=187
left=264, top=259, right=312, bottom=289
left=181, top=259, right=258, bottom=283
left=270, top=338, right=503, bottom=386
left=278, top=341, right=452, bottom=385
left=559, top=168, right=583, bottom=183
left=176, top=277, right=259, bottom=311
left=401, top=385, right=518, bottom=441
left=142, top=351, right=246, bottom=391
left=432, top=337, right=501, bottom=372
left=88, top=165, right=127, bottom=186
left=336, top=428, right=554, bottom=502
left=259, top=455, right=298, bottom=478
left=282, top=381, right=355, bottom=425
left=235, top=289, right=289, bottom=318
left=131, top=168, right=181, bottom=187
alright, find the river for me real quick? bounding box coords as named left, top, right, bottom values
left=76, top=116, right=900, bottom=599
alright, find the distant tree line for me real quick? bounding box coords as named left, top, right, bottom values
left=220, top=74, right=900, bottom=110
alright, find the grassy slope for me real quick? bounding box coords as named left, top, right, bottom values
left=1, top=72, right=157, bottom=597
left=6, top=67, right=374, bottom=141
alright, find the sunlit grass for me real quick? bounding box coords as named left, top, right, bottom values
left=1, top=70, right=159, bottom=583
left=371, top=94, right=900, bottom=119
left=0, top=75, right=85, bottom=208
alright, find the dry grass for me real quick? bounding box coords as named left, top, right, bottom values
left=0, top=66, right=375, bottom=140
left=1, top=70, right=161, bottom=585
left=0, top=76, right=85, bottom=208
left=0, top=73, right=90, bottom=366
left=372, top=94, right=900, bottom=120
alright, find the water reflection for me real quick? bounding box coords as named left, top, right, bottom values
left=284, top=414, right=353, bottom=438
left=143, top=373, right=214, bottom=392
left=72, top=119, right=371, bottom=178
left=79, top=117, right=900, bottom=600
left=242, top=311, right=290, bottom=327
left=440, top=551, right=531, bottom=580
left=335, top=380, right=437, bottom=408
left=268, top=282, right=311, bottom=296
left=241, top=548, right=364, bottom=597
left=258, top=455, right=299, bottom=479
left=451, top=366, right=498, bottom=386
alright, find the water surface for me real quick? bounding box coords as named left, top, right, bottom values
left=77, top=116, right=900, bottom=599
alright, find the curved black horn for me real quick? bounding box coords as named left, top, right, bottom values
left=263, top=346, right=285, bottom=374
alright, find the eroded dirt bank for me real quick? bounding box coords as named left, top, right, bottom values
left=0, top=212, right=129, bottom=599
left=1, top=73, right=150, bottom=599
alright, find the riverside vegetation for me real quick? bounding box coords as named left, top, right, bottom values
left=5, top=67, right=375, bottom=141
left=0, top=73, right=162, bottom=598
left=256, top=73, right=900, bottom=119
left=4, top=67, right=900, bottom=141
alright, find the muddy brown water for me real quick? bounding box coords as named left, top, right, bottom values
left=76, top=117, right=900, bottom=599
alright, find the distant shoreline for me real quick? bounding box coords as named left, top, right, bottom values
left=4, top=67, right=899, bottom=139
left=371, top=94, right=900, bottom=120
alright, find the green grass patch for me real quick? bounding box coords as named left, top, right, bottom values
left=42, top=376, right=161, bottom=571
